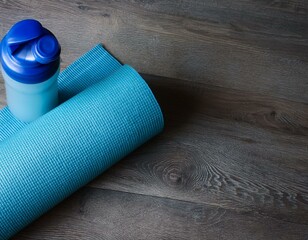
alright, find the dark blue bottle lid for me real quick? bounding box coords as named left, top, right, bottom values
left=0, top=19, right=61, bottom=84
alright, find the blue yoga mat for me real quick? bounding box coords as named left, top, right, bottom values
left=0, top=45, right=164, bottom=239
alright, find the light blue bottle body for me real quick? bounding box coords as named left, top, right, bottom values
left=2, top=67, right=59, bottom=122
left=0, top=19, right=61, bottom=122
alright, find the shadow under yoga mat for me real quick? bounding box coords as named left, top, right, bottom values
left=0, top=45, right=164, bottom=239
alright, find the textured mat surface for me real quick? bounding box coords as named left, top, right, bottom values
left=0, top=46, right=164, bottom=239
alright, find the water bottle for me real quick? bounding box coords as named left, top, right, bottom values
left=0, top=19, right=61, bottom=122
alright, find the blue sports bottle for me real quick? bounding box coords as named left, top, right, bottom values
left=0, top=19, right=61, bottom=122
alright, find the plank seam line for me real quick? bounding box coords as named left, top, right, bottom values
left=85, top=185, right=308, bottom=226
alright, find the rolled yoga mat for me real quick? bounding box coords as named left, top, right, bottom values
left=0, top=46, right=164, bottom=239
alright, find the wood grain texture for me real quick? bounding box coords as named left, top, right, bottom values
left=12, top=188, right=308, bottom=240
left=0, top=80, right=5, bottom=107
left=0, top=0, right=307, bottom=239
left=0, top=0, right=307, bottom=102
left=88, top=74, right=308, bottom=225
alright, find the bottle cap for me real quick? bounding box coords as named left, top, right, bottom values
left=0, top=19, right=61, bottom=84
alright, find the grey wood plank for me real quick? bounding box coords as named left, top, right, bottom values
left=0, top=0, right=307, bottom=102
left=12, top=187, right=308, bottom=240
left=85, top=74, right=308, bottom=225
left=144, top=74, right=308, bottom=136
left=0, top=79, right=5, bottom=107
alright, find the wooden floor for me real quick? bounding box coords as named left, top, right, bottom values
left=0, top=0, right=307, bottom=239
